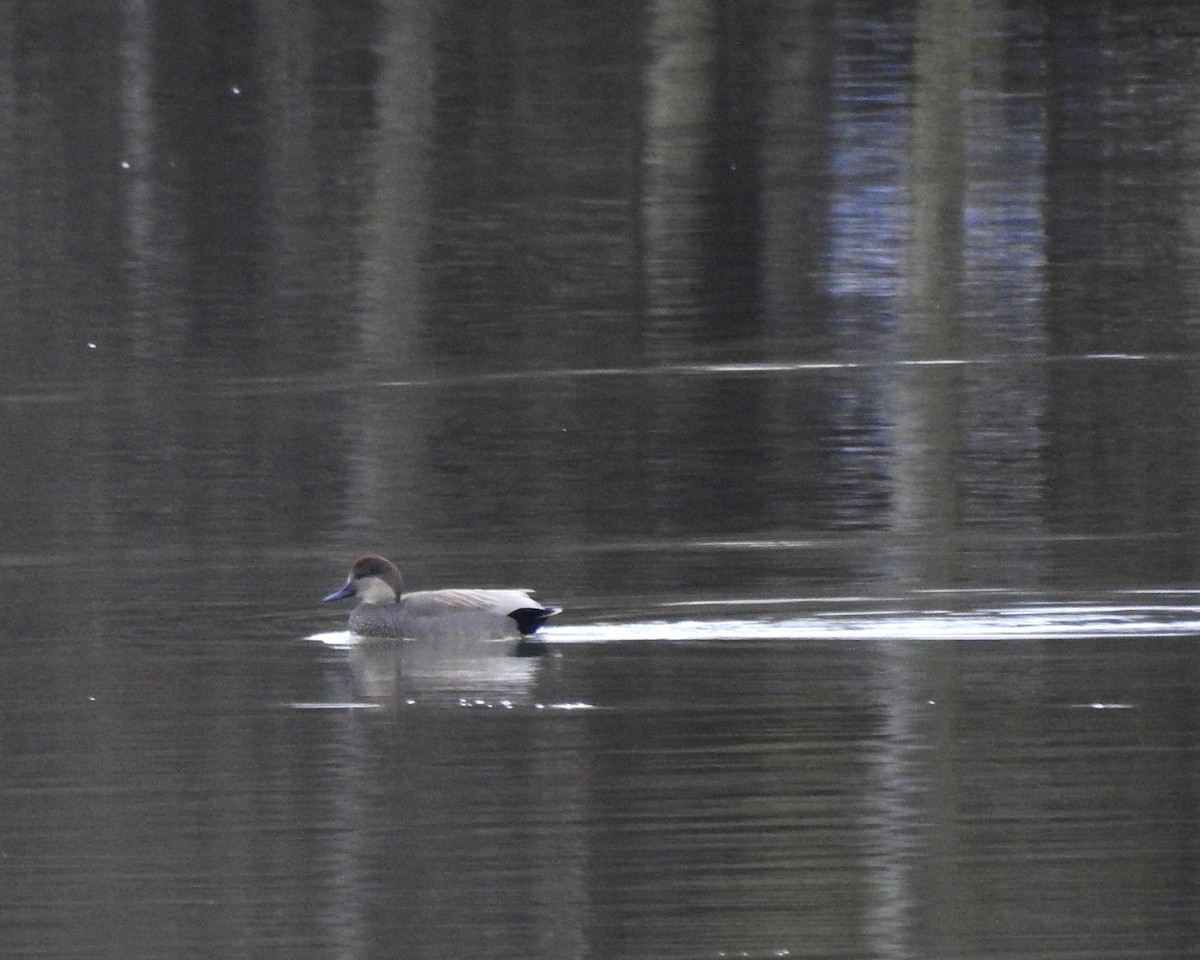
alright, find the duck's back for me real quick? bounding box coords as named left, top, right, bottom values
left=348, top=589, right=556, bottom=640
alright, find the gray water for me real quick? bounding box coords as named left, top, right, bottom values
left=5, top=1, right=1200, bottom=958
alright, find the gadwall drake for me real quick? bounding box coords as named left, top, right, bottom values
left=323, top=555, right=561, bottom=641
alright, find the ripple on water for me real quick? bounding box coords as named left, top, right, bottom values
left=542, top=603, right=1200, bottom=643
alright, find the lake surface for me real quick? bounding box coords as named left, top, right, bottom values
left=5, top=1, right=1200, bottom=958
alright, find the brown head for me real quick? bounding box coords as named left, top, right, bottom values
left=323, top=555, right=404, bottom=605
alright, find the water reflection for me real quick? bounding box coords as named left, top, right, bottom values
left=335, top=635, right=548, bottom=706
left=6, top=1, right=1200, bottom=959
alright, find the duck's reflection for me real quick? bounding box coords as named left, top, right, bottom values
left=348, top=635, right=551, bottom=706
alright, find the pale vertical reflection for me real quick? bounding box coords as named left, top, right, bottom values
left=641, top=0, right=716, bottom=333
left=359, top=0, right=430, bottom=365
left=869, top=1, right=1050, bottom=955
left=871, top=1, right=972, bottom=956
left=1184, top=99, right=1200, bottom=355
left=903, top=2, right=967, bottom=361
left=119, top=0, right=152, bottom=253
left=118, top=0, right=187, bottom=361
left=340, top=0, right=432, bottom=541
left=324, top=712, right=372, bottom=960
left=888, top=0, right=1049, bottom=553
left=862, top=645, right=927, bottom=960
left=865, top=639, right=981, bottom=960
left=888, top=0, right=968, bottom=554
left=0, top=12, right=11, bottom=300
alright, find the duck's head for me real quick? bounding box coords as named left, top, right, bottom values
left=323, top=555, right=404, bottom=605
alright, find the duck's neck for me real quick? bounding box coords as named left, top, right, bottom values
left=356, top=576, right=400, bottom=604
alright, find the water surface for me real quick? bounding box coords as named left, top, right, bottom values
left=4, top=2, right=1200, bottom=958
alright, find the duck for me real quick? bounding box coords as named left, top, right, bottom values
left=323, top=555, right=561, bottom=643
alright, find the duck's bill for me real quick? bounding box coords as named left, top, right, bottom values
left=323, top=583, right=355, bottom=603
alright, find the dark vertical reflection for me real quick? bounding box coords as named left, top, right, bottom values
left=254, top=0, right=384, bottom=375
left=633, top=0, right=854, bottom=580
left=148, top=0, right=267, bottom=366
left=760, top=0, right=836, bottom=357
left=954, top=1, right=1047, bottom=549
left=640, top=0, right=770, bottom=357
left=345, top=710, right=589, bottom=960
left=0, top=6, right=124, bottom=560
left=1042, top=3, right=1200, bottom=581
left=425, top=1, right=643, bottom=372
left=0, top=6, right=123, bottom=384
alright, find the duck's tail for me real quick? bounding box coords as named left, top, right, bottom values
left=508, top=605, right=562, bottom=636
